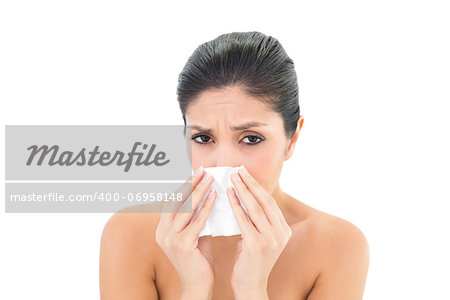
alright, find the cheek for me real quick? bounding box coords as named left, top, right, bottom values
left=245, top=147, right=282, bottom=192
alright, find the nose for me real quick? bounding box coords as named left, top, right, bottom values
left=214, top=143, right=241, bottom=168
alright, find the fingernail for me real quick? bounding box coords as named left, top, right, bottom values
left=240, top=165, right=250, bottom=177
left=194, top=166, right=204, bottom=177
left=201, top=172, right=211, bottom=183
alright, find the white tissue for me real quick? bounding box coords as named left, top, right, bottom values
left=191, top=166, right=248, bottom=237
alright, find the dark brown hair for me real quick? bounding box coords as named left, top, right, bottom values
left=177, top=31, right=300, bottom=140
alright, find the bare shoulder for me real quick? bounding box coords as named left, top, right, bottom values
left=99, top=207, right=162, bottom=299
left=295, top=203, right=370, bottom=299
left=312, top=209, right=369, bottom=255
left=284, top=196, right=369, bottom=259
left=101, top=208, right=161, bottom=243
left=100, top=208, right=161, bottom=269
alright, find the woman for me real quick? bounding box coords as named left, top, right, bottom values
left=99, top=31, right=370, bottom=300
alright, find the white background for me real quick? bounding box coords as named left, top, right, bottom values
left=1, top=0, right=449, bottom=299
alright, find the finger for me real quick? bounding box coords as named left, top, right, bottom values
left=185, top=189, right=216, bottom=236
left=172, top=172, right=214, bottom=231
left=230, top=171, right=271, bottom=233
left=160, top=166, right=205, bottom=225
left=275, top=206, right=292, bottom=236
left=237, top=166, right=281, bottom=227
left=226, top=186, right=257, bottom=237
left=267, top=194, right=291, bottom=235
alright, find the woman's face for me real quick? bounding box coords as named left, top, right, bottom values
left=185, top=86, right=303, bottom=195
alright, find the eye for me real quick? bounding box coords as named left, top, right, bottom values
left=242, top=135, right=264, bottom=146
left=191, top=134, right=265, bottom=146
left=192, top=134, right=213, bottom=145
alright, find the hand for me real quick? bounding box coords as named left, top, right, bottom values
left=155, top=166, right=217, bottom=299
left=227, top=165, right=292, bottom=299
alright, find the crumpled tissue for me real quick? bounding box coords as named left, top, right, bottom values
left=190, top=166, right=248, bottom=237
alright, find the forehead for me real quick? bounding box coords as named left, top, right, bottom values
left=185, top=87, right=276, bottom=122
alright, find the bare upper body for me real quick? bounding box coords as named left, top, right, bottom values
left=99, top=191, right=370, bottom=300
left=101, top=34, right=370, bottom=299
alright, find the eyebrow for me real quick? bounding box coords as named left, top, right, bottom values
left=187, top=121, right=267, bottom=133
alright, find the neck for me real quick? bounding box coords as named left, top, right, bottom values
left=272, top=181, right=288, bottom=209
left=271, top=181, right=304, bottom=226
